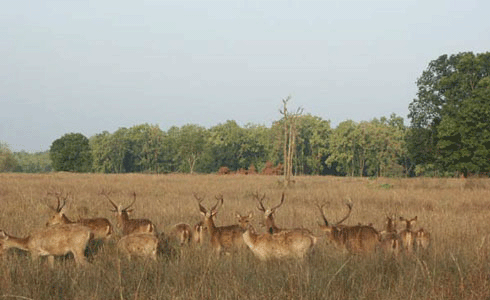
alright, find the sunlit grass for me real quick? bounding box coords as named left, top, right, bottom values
left=0, top=173, right=489, bottom=299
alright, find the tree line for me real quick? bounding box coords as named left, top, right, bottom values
left=1, top=51, right=489, bottom=177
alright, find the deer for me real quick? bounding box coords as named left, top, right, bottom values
left=242, top=223, right=318, bottom=261
left=45, top=192, right=113, bottom=241
left=0, top=224, right=93, bottom=267
left=117, top=232, right=159, bottom=261
left=316, top=201, right=380, bottom=254
left=399, top=216, right=417, bottom=254
left=379, top=215, right=402, bottom=256
left=254, top=192, right=312, bottom=235
left=195, top=193, right=247, bottom=255
left=104, top=192, right=156, bottom=236
left=168, top=223, right=193, bottom=246
left=414, top=228, right=431, bottom=251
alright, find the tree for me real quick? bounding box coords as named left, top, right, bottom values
left=0, top=142, right=17, bottom=172
left=408, top=52, right=490, bottom=176
left=167, top=124, right=208, bottom=173
left=50, top=133, right=92, bottom=172
left=279, top=96, right=303, bottom=185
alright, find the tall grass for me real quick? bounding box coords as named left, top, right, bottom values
left=0, top=173, right=489, bottom=299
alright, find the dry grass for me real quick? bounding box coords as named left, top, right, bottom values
left=0, top=173, right=489, bottom=299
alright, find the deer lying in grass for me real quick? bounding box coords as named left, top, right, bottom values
left=379, top=215, right=401, bottom=256
left=242, top=223, right=318, bottom=261
left=46, top=192, right=113, bottom=241
left=117, top=233, right=159, bottom=261
left=255, top=192, right=312, bottom=235
left=317, top=202, right=380, bottom=254
left=0, top=224, right=93, bottom=267
left=104, top=192, right=155, bottom=236
left=195, top=193, right=247, bottom=255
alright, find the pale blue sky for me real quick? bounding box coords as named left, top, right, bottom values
left=1, top=0, right=489, bottom=152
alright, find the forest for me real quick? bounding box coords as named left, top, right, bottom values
left=1, top=52, right=489, bottom=177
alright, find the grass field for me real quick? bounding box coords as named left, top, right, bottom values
left=0, top=173, right=489, bottom=299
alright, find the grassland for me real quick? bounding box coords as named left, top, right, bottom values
left=0, top=173, right=489, bottom=299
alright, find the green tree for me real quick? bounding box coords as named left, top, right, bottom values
left=408, top=52, right=490, bottom=175
left=167, top=124, right=208, bottom=173
left=13, top=151, right=52, bottom=173
left=50, top=133, right=92, bottom=172
left=0, top=142, right=17, bottom=172
left=437, top=77, right=490, bottom=175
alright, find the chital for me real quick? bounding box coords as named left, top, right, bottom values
left=195, top=193, right=246, bottom=255
left=0, top=224, right=92, bottom=267
left=317, top=202, right=380, bottom=254
left=104, top=192, right=155, bottom=236
left=46, top=192, right=113, bottom=240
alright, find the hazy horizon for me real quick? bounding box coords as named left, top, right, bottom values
left=2, top=0, right=489, bottom=152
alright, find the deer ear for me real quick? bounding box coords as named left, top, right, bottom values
left=248, top=212, right=253, bottom=219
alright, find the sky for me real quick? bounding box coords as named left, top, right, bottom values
left=1, top=0, right=489, bottom=152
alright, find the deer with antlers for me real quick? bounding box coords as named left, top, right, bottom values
left=316, top=201, right=380, bottom=254
left=0, top=224, right=93, bottom=267
left=195, top=193, right=246, bottom=255
left=254, top=192, right=312, bottom=235
left=104, top=192, right=155, bottom=236
left=45, top=191, right=113, bottom=241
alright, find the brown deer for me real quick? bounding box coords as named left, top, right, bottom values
left=255, top=192, right=312, bottom=235
left=316, top=202, right=380, bottom=254
left=104, top=192, right=155, bottom=236
left=45, top=192, right=113, bottom=241
left=399, top=216, right=417, bottom=254
left=195, top=193, right=246, bottom=255
left=0, top=224, right=92, bottom=267
left=242, top=223, right=318, bottom=261
left=117, top=232, right=159, bottom=261
left=168, top=223, right=193, bottom=246
left=379, top=215, right=401, bottom=256
left=414, top=228, right=431, bottom=251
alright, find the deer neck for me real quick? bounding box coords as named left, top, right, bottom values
left=62, top=214, right=74, bottom=224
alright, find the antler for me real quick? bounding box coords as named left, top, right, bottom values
left=271, top=192, right=285, bottom=212
left=212, top=194, right=224, bottom=213
left=253, top=191, right=267, bottom=212
left=123, top=192, right=137, bottom=211
left=193, top=192, right=207, bottom=214
left=316, top=202, right=329, bottom=226
left=335, top=202, right=353, bottom=226
left=101, top=190, right=118, bottom=212
left=47, top=190, right=67, bottom=213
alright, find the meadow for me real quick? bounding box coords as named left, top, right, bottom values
left=0, top=173, right=489, bottom=300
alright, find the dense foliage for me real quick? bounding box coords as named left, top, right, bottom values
left=408, top=52, right=490, bottom=176
left=2, top=52, right=488, bottom=177
left=50, top=133, right=92, bottom=172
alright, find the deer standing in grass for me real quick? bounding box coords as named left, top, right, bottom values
left=195, top=193, right=247, bottom=255
left=255, top=192, right=312, bottom=235
left=117, top=232, right=159, bottom=261
left=45, top=192, right=113, bottom=241
left=399, top=216, right=417, bottom=254
left=379, top=215, right=401, bottom=256
left=0, top=224, right=92, bottom=267
left=242, top=223, right=318, bottom=261
left=104, top=192, right=155, bottom=236
left=316, top=202, right=380, bottom=254
left=415, top=228, right=431, bottom=251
